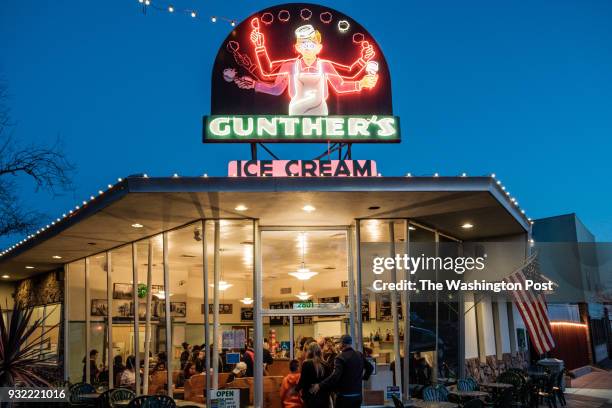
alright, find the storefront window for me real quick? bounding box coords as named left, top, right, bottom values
left=89, top=254, right=108, bottom=385
left=134, top=235, right=165, bottom=394
left=206, top=220, right=254, bottom=388
left=109, top=244, right=134, bottom=389
left=67, top=260, right=86, bottom=383
left=167, top=222, right=204, bottom=394
left=262, top=229, right=349, bottom=369
left=359, top=219, right=406, bottom=402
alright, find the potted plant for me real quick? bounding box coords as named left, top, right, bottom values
left=0, top=303, right=58, bottom=387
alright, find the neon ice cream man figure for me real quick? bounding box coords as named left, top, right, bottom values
left=234, top=23, right=379, bottom=115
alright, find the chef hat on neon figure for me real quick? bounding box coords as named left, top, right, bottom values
left=294, top=24, right=323, bottom=55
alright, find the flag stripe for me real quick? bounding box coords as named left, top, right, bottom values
left=506, top=274, right=545, bottom=354
left=503, top=257, right=555, bottom=355
left=517, top=271, right=555, bottom=351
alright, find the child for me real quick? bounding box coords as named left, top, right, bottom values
left=280, top=359, right=302, bottom=408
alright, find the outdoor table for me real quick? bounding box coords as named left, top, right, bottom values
left=79, top=392, right=101, bottom=401
left=479, top=382, right=513, bottom=398
left=479, top=382, right=513, bottom=390
left=449, top=390, right=489, bottom=401
left=112, top=400, right=131, bottom=407
left=176, top=401, right=206, bottom=407
left=412, top=400, right=459, bottom=408
left=436, top=377, right=457, bottom=386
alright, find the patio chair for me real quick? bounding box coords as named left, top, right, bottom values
left=126, top=395, right=150, bottom=408
left=391, top=395, right=404, bottom=408
left=552, top=370, right=566, bottom=407
left=69, top=382, right=96, bottom=406
left=422, top=385, right=439, bottom=401
left=458, top=378, right=475, bottom=391
left=466, top=376, right=480, bottom=391
left=96, top=389, right=112, bottom=408
left=109, top=388, right=136, bottom=407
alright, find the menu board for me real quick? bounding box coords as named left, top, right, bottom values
left=268, top=301, right=312, bottom=325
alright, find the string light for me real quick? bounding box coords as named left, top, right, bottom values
left=135, top=0, right=236, bottom=27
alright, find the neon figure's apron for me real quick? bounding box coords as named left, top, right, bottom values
left=288, top=60, right=328, bottom=116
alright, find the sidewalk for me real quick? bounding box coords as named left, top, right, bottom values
left=565, top=367, right=612, bottom=407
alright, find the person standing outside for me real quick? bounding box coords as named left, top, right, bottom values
left=311, top=335, right=373, bottom=408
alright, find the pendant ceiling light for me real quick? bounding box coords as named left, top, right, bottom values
left=209, top=281, right=233, bottom=291
left=295, top=291, right=312, bottom=301
left=289, top=232, right=318, bottom=281
left=240, top=297, right=254, bottom=305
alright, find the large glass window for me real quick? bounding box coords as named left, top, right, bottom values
left=67, top=260, right=86, bottom=383
left=167, top=222, right=204, bottom=394
left=89, top=254, right=108, bottom=386
left=110, top=244, right=134, bottom=390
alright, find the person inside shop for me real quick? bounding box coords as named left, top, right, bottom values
left=296, top=342, right=330, bottom=408
left=226, top=361, right=248, bottom=384
left=82, top=349, right=100, bottom=383
left=207, top=344, right=225, bottom=374
left=113, top=355, right=126, bottom=385
left=280, top=359, right=302, bottom=408
left=413, top=352, right=432, bottom=385
left=119, top=355, right=137, bottom=390
left=322, top=338, right=337, bottom=365
left=242, top=341, right=255, bottom=377
left=180, top=342, right=190, bottom=370
left=263, top=338, right=274, bottom=373
left=151, top=351, right=167, bottom=374
left=310, top=335, right=374, bottom=408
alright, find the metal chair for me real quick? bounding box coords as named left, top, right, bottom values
left=391, top=395, right=404, bottom=408
left=435, top=384, right=449, bottom=401
left=109, top=389, right=136, bottom=407
left=69, top=382, right=96, bottom=406
left=467, top=376, right=480, bottom=391
left=552, top=370, right=566, bottom=406
left=96, top=389, right=113, bottom=408
left=126, top=396, right=150, bottom=408
left=458, top=378, right=475, bottom=391
left=422, top=385, right=439, bottom=401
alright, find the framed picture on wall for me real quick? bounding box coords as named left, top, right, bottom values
left=241, top=307, right=253, bottom=321
left=91, top=299, right=107, bottom=316
left=206, top=303, right=234, bottom=314
left=113, top=283, right=132, bottom=299
left=170, top=302, right=187, bottom=317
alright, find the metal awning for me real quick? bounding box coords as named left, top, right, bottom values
left=0, top=176, right=529, bottom=280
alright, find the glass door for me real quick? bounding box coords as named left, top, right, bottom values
left=256, top=227, right=356, bottom=408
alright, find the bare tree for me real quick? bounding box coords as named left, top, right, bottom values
left=0, top=81, right=74, bottom=238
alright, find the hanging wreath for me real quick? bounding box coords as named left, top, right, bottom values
left=137, top=283, right=148, bottom=299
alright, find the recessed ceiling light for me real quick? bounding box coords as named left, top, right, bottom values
left=368, top=206, right=381, bottom=210
left=235, top=204, right=248, bottom=211
left=461, top=223, right=474, bottom=229
left=131, top=223, right=144, bottom=228
left=52, top=255, right=62, bottom=259
left=409, top=226, right=416, bottom=231
left=302, top=205, right=316, bottom=213
left=1, top=274, right=9, bottom=279
left=25, top=266, right=35, bottom=269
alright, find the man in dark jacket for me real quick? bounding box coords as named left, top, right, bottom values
left=311, top=334, right=373, bottom=408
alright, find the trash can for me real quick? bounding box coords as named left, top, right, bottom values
left=537, top=358, right=565, bottom=390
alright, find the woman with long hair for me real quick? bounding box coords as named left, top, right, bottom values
left=296, top=342, right=330, bottom=408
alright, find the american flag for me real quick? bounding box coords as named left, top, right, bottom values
left=503, top=254, right=556, bottom=355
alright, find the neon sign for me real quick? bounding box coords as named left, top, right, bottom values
left=205, top=115, right=399, bottom=142
left=228, top=160, right=378, bottom=177
left=205, top=3, right=398, bottom=144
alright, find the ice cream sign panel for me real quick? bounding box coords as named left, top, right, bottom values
left=204, top=3, right=399, bottom=143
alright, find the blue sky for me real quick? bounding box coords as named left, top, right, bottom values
left=0, top=0, right=611, bottom=246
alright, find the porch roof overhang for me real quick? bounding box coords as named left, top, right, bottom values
left=0, top=176, right=530, bottom=280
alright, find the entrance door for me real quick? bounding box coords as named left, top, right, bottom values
left=255, top=227, right=356, bottom=408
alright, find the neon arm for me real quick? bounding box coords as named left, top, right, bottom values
left=254, top=45, right=296, bottom=80
left=323, top=61, right=362, bottom=94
